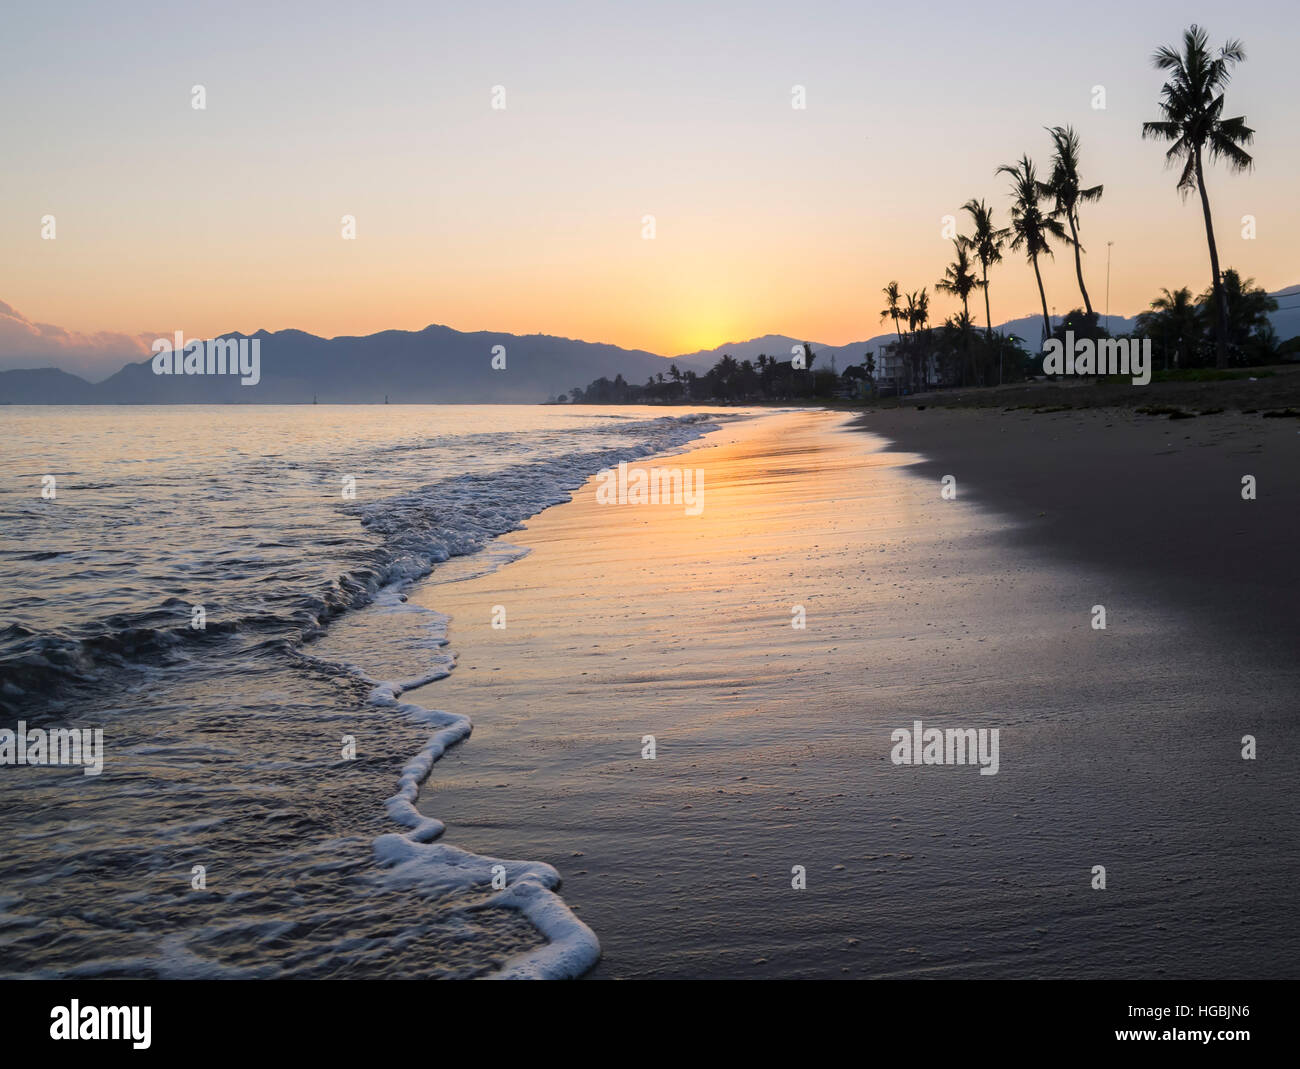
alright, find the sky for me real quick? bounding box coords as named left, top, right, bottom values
left=2, top=0, right=1297, bottom=376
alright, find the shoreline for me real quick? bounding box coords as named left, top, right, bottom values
left=408, top=408, right=1298, bottom=978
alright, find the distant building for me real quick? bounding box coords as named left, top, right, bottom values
left=877, top=339, right=951, bottom=392
left=876, top=342, right=907, bottom=391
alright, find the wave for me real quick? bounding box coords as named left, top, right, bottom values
left=0, top=414, right=722, bottom=716
left=1, top=411, right=727, bottom=977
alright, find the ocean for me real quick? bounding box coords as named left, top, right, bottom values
left=0, top=404, right=722, bottom=978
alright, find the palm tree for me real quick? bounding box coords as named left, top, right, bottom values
left=997, top=155, right=1069, bottom=342
left=1197, top=269, right=1277, bottom=358
left=903, top=289, right=931, bottom=390
left=1137, top=287, right=1199, bottom=369
left=716, top=353, right=740, bottom=385
left=880, top=281, right=904, bottom=345
left=1142, top=25, right=1254, bottom=368
left=961, top=198, right=1007, bottom=345
left=1041, top=125, right=1103, bottom=317
left=904, top=289, right=930, bottom=335
left=936, top=240, right=979, bottom=333
left=936, top=239, right=981, bottom=385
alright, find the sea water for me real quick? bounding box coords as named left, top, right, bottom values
left=0, top=403, right=724, bottom=978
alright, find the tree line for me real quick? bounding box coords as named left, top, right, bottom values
left=563, top=24, right=1281, bottom=404
left=566, top=346, right=845, bottom=404
left=882, top=23, right=1271, bottom=390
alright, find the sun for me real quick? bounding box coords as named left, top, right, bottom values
left=673, top=321, right=739, bottom=355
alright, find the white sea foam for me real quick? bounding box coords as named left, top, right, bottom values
left=306, top=420, right=737, bottom=976
left=367, top=669, right=601, bottom=979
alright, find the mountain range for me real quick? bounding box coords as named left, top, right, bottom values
left=3, top=287, right=1296, bottom=404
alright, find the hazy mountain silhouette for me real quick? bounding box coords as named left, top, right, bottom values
left=2, top=292, right=1296, bottom=404
left=0, top=367, right=100, bottom=403
left=0, top=326, right=705, bottom=404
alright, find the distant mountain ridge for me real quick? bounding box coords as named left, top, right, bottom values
left=3, top=288, right=1297, bottom=404
left=1, top=326, right=687, bottom=405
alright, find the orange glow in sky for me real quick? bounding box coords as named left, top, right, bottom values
left=2, top=1, right=1297, bottom=369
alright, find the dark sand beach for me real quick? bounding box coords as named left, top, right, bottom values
left=861, top=404, right=1300, bottom=665
left=406, top=408, right=1300, bottom=979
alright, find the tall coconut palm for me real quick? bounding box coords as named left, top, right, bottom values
left=904, top=288, right=930, bottom=335
left=880, top=281, right=904, bottom=344
left=936, top=239, right=980, bottom=334
left=961, top=198, right=1007, bottom=344
left=1041, top=125, right=1103, bottom=317
left=1142, top=25, right=1254, bottom=368
left=903, top=288, right=931, bottom=390
left=936, top=239, right=981, bottom=384
left=997, top=155, right=1069, bottom=342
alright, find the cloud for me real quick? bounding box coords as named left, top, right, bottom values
left=0, top=301, right=151, bottom=382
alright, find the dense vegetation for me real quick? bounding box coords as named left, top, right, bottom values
left=566, top=346, right=846, bottom=404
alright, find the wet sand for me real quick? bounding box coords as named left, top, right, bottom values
left=407, top=408, right=1299, bottom=979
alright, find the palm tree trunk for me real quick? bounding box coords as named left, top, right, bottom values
left=891, top=314, right=902, bottom=391
left=1193, top=148, right=1230, bottom=369
left=1032, top=255, right=1051, bottom=341
left=1068, top=212, right=1093, bottom=316
left=961, top=296, right=972, bottom=385
left=982, top=264, right=999, bottom=384
left=982, top=266, right=992, bottom=340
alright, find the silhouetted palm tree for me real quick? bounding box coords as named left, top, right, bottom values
left=997, top=155, right=1069, bottom=341
left=1042, top=125, right=1103, bottom=317
left=936, top=239, right=981, bottom=384
left=1142, top=24, right=1254, bottom=368
left=880, top=281, right=904, bottom=345
left=1138, top=287, right=1199, bottom=369
left=1197, top=269, right=1277, bottom=359
left=903, top=289, right=931, bottom=390
left=961, top=198, right=1006, bottom=345
left=936, top=239, right=979, bottom=336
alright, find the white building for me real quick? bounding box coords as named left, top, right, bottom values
left=873, top=341, right=946, bottom=392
